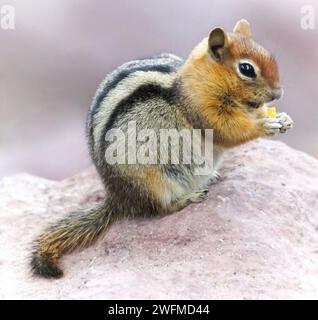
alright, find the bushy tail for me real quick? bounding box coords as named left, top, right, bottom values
left=31, top=200, right=114, bottom=279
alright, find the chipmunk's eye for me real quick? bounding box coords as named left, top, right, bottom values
left=238, top=63, right=256, bottom=78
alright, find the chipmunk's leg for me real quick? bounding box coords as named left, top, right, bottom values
left=277, top=112, right=294, bottom=133
left=167, top=189, right=209, bottom=213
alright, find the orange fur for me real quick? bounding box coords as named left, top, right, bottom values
left=179, top=31, right=280, bottom=148
left=144, top=167, right=166, bottom=204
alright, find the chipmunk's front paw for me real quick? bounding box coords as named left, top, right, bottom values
left=207, top=171, right=222, bottom=185
left=277, top=112, right=293, bottom=133
left=262, top=117, right=282, bottom=136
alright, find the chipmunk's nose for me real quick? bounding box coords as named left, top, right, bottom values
left=270, top=87, right=283, bottom=101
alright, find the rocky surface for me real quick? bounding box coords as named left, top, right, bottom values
left=0, top=139, right=317, bottom=299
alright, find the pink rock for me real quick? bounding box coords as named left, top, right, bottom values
left=0, top=139, right=317, bottom=299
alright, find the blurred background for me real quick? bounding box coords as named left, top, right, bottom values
left=0, top=0, right=317, bottom=180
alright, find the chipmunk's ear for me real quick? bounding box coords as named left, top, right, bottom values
left=208, top=27, right=229, bottom=62
left=233, top=19, right=252, bottom=38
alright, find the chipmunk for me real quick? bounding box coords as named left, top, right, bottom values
left=31, top=19, right=293, bottom=278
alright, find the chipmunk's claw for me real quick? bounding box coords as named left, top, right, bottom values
left=277, top=112, right=293, bottom=133
left=188, top=189, right=209, bottom=203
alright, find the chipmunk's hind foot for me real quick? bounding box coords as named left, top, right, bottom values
left=167, top=189, right=209, bottom=213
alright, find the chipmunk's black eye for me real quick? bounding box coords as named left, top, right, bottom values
left=238, top=63, right=256, bottom=78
